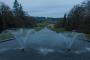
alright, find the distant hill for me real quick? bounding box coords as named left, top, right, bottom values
left=35, top=17, right=63, bottom=23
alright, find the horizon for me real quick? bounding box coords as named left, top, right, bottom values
left=0, top=0, right=84, bottom=18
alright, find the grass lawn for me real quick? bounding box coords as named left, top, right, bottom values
left=47, top=24, right=54, bottom=28
left=48, top=26, right=65, bottom=33
left=47, top=24, right=65, bottom=33
left=85, top=34, right=90, bottom=42
left=49, top=27, right=65, bottom=33
left=0, top=31, right=14, bottom=42
left=33, top=27, right=44, bottom=31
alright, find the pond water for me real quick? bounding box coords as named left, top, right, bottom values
left=8, top=27, right=90, bottom=55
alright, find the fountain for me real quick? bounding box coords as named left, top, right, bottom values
left=10, top=28, right=90, bottom=55
left=10, top=29, right=33, bottom=49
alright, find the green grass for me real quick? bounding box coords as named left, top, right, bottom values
left=47, top=24, right=65, bottom=33
left=37, top=22, right=48, bottom=27
left=34, top=22, right=49, bottom=31
left=37, top=23, right=65, bottom=33
left=85, top=34, right=90, bottom=42
left=0, top=31, right=14, bottom=42
left=49, top=27, right=65, bottom=33
left=47, top=24, right=54, bottom=28
left=47, top=23, right=65, bottom=33
left=33, top=27, right=44, bottom=31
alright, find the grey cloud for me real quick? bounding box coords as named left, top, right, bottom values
left=0, top=0, right=84, bottom=17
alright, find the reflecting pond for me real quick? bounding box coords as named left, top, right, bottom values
left=8, top=27, right=90, bottom=55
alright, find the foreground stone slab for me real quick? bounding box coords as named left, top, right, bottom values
left=0, top=49, right=90, bottom=60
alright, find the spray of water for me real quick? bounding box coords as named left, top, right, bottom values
left=10, top=28, right=90, bottom=54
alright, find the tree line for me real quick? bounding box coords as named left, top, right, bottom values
left=0, top=0, right=37, bottom=33
left=55, top=0, right=90, bottom=34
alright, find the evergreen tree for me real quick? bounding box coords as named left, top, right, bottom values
left=0, top=3, right=14, bottom=32
left=13, top=0, right=25, bottom=18
left=0, top=5, right=3, bottom=33
left=67, top=5, right=84, bottom=30
left=63, top=13, right=67, bottom=27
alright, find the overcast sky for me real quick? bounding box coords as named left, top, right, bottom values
left=0, top=0, right=84, bottom=17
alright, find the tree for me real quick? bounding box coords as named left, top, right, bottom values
left=66, top=5, right=84, bottom=31
left=0, top=0, right=37, bottom=31
left=81, top=0, right=90, bottom=33
left=13, top=0, right=37, bottom=28
left=63, top=13, right=67, bottom=27
left=65, top=0, right=90, bottom=33
left=13, top=0, right=20, bottom=16
left=13, top=0, right=28, bottom=28
left=0, top=4, right=3, bottom=33
left=0, top=3, right=14, bottom=32
left=13, top=0, right=25, bottom=18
